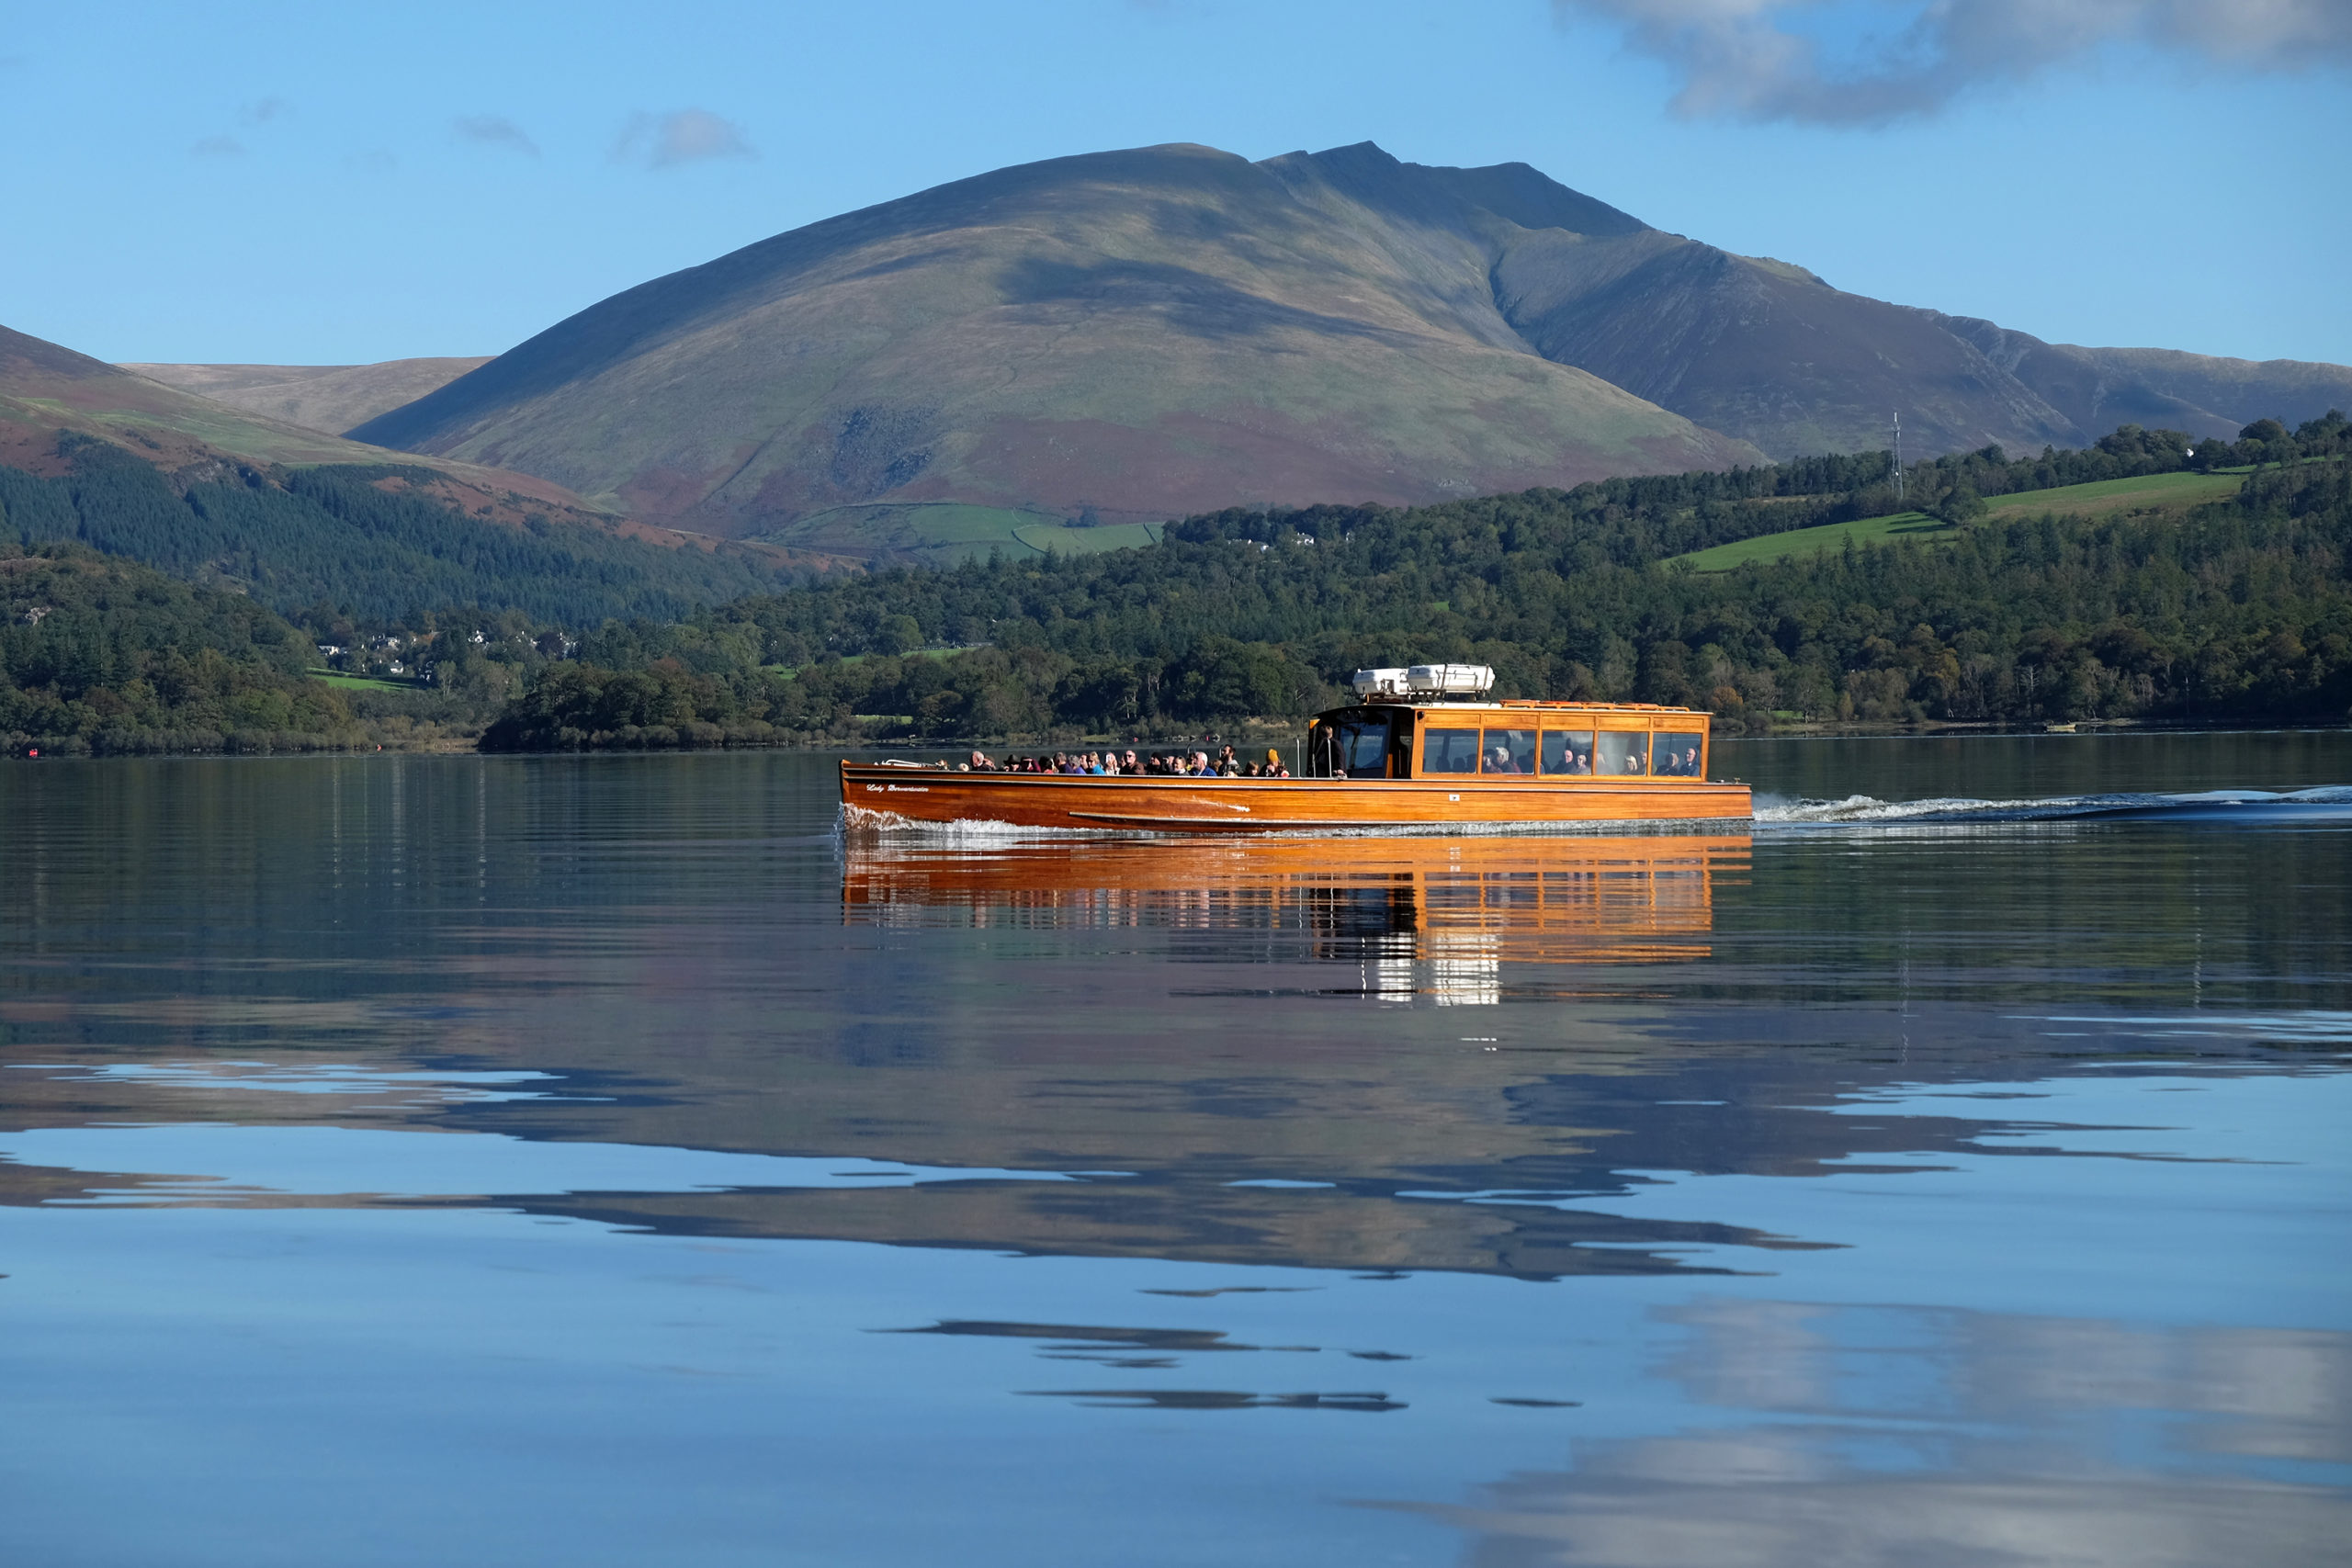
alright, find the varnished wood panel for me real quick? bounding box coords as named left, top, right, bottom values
left=842, top=764, right=1752, bottom=832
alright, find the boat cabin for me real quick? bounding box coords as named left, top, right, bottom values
left=1306, top=665, right=1711, bottom=782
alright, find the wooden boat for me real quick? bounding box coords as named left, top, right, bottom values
left=841, top=668, right=1749, bottom=834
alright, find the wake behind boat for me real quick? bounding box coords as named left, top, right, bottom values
left=842, top=664, right=1751, bottom=833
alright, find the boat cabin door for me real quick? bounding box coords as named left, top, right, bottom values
left=1309, top=709, right=1410, bottom=778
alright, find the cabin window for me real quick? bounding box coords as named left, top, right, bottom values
left=1652, top=730, right=1706, bottom=778
left=1482, top=728, right=1535, bottom=774
left=1419, top=728, right=1480, bottom=775
left=1594, top=731, right=1650, bottom=776
left=1542, top=729, right=1594, bottom=776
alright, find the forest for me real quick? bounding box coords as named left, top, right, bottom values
left=0, top=542, right=365, bottom=754
left=483, top=415, right=2352, bottom=750
left=6, top=414, right=2346, bottom=757
left=0, top=436, right=792, bottom=627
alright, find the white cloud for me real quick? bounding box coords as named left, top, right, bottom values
left=612, top=108, right=757, bottom=169
left=454, top=114, right=539, bottom=156
left=1558, top=0, right=2352, bottom=124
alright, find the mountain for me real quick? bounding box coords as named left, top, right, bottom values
left=119, top=357, right=492, bottom=438
left=349, top=143, right=1765, bottom=544
left=1924, top=318, right=2352, bottom=446
left=0, top=323, right=830, bottom=626
left=350, top=142, right=2352, bottom=554
left=1, top=323, right=594, bottom=515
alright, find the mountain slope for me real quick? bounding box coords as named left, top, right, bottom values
left=350, top=141, right=2352, bottom=540
left=1927, top=317, right=2352, bottom=444
left=0, top=324, right=832, bottom=624
left=119, top=357, right=492, bottom=438
left=1, top=324, right=598, bottom=514
left=350, top=143, right=1762, bottom=539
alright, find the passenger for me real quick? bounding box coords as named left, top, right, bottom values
left=1265, top=749, right=1283, bottom=777
left=1124, top=750, right=1141, bottom=774
left=1217, top=744, right=1238, bottom=773
left=969, top=750, right=993, bottom=771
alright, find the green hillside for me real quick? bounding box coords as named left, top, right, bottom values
left=478, top=414, right=2352, bottom=749
left=1672, top=468, right=2254, bottom=571
left=0, top=438, right=795, bottom=627
left=1978, top=468, right=2246, bottom=518
left=1673, top=511, right=1957, bottom=571
left=758, top=502, right=1162, bottom=566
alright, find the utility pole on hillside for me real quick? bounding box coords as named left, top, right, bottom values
left=1893, top=412, right=1904, bottom=507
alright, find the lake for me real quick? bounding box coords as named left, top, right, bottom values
left=2, top=732, right=2347, bottom=1566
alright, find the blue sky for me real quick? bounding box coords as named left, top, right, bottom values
left=5, top=0, right=2346, bottom=368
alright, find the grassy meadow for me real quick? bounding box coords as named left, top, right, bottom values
left=1674, top=468, right=2254, bottom=572
left=761, top=502, right=1162, bottom=565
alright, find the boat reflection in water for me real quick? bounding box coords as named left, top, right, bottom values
left=842, top=832, right=1748, bottom=1003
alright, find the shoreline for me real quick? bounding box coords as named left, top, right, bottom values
left=9, top=717, right=2349, bottom=762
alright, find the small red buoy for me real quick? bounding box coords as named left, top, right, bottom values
left=26, top=748, right=36, bottom=758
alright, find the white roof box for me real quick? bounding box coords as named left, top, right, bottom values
left=1351, top=664, right=1495, bottom=699
left=1408, top=663, right=1494, bottom=695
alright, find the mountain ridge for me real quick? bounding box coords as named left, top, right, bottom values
left=343, top=141, right=2351, bottom=553
left=349, top=142, right=1765, bottom=538
left=119, top=357, right=492, bottom=440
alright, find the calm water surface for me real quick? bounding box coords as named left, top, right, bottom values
left=2, top=733, right=2347, bottom=1566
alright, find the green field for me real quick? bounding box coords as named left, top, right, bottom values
left=1675, top=512, right=1958, bottom=571
left=309, top=668, right=425, bottom=692
left=1975, top=468, right=2244, bottom=519
left=758, top=502, right=1162, bottom=566
left=764, top=645, right=978, bottom=680
left=1674, top=468, right=2253, bottom=572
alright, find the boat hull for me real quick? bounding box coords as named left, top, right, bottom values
left=841, top=763, right=1752, bottom=833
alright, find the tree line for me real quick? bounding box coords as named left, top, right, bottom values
left=6, top=412, right=2345, bottom=755
left=0, top=541, right=367, bottom=755
left=481, top=415, right=2352, bottom=749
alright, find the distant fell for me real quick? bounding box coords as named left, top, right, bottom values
left=350, top=141, right=2352, bottom=553
left=351, top=143, right=1761, bottom=543
left=3, top=323, right=593, bottom=517
left=121, top=357, right=491, bottom=438
left=1, top=322, right=832, bottom=624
